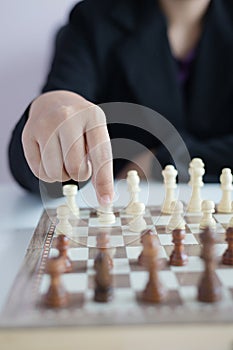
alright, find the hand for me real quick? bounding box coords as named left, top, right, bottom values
left=22, top=90, right=114, bottom=204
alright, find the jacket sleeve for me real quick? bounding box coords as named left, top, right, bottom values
left=8, top=3, right=100, bottom=196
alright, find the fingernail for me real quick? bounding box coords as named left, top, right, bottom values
left=100, top=195, right=111, bottom=205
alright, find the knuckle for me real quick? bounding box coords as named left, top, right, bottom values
left=88, top=105, right=106, bottom=126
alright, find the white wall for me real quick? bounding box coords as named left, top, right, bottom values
left=0, top=0, right=79, bottom=183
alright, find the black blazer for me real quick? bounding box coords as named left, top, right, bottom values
left=9, top=0, right=233, bottom=194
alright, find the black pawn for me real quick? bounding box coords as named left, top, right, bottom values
left=94, top=252, right=113, bottom=302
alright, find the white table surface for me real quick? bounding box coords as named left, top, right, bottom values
left=0, top=180, right=222, bottom=314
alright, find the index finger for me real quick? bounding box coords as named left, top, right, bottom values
left=85, top=110, right=114, bottom=205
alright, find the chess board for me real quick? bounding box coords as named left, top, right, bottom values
left=1, top=205, right=233, bottom=328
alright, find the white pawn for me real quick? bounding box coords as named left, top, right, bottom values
left=161, top=165, right=178, bottom=214
left=55, top=205, right=73, bottom=235
left=199, top=200, right=216, bottom=229
left=167, top=201, right=186, bottom=232
left=187, top=158, right=205, bottom=213
left=126, top=170, right=140, bottom=215
left=129, top=202, right=147, bottom=233
left=227, top=202, right=233, bottom=228
left=217, top=168, right=233, bottom=213
left=98, top=204, right=116, bottom=225
left=63, top=184, right=79, bottom=218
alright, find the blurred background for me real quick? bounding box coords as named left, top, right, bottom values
left=0, top=0, right=79, bottom=183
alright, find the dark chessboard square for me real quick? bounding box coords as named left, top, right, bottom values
left=123, top=235, right=141, bottom=246
left=71, top=260, right=87, bottom=273
left=135, top=289, right=182, bottom=307
left=121, top=217, right=130, bottom=226
left=114, top=246, right=127, bottom=259
left=175, top=271, right=202, bottom=286
left=89, top=247, right=99, bottom=259
left=88, top=226, right=122, bottom=236
left=150, top=208, right=164, bottom=216
left=156, top=226, right=167, bottom=234
left=129, top=259, right=147, bottom=272
left=145, top=217, right=153, bottom=225
left=88, top=274, right=130, bottom=289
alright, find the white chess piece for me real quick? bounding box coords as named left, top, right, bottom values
left=63, top=184, right=79, bottom=218
left=167, top=201, right=185, bottom=232
left=55, top=205, right=73, bottom=235
left=126, top=170, right=141, bottom=215
left=228, top=202, right=233, bottom=228
left=161, top=165, right=178, bottom=214
left=217, top=168, right=233, bottom=213
left=187, top=158, right=205, bottom=213
left=129, top=202, right=147, bottom=233
left=199, top=200, right=216, bottom=229
left=98, top=204, right=116, bottom=225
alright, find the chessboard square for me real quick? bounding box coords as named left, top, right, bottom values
left=122, top=228, right=141, bottom=237
left=89, top=217, right=121, bottom=227
left=130, top=271, right=148, bottom=291
left=62, top=273, right=88, bottom=293
left=75, top=218, right=89, bottom=227
left=87, top=235, right=124, bottom=248
left=112, top=259, right=130, bottom=274
left=184, top=234, right=198, bottom=244
left=49, top=248, right=59, bottom=258
left=68, top=247, right=89, bottom=261
left=215, top=243, right=228, bottom=257
left=214, top=214, right=232, bottom=224
left=71, top=226, right=89, bottom=237
left=159, top=233, right=198, bottom=245
left=123, top=235, right=141, bottom=246
left=159, top=271, right=179, bottom=289
left=158, top=246, right=168, bottom=259
left=186, top=223, right=201, bottom=234
left=175, top=271, right=201, bottom=286
left=114, top=288, right=135, bottom=302
left=126, top=246, right=142, bottom=260
left=215, top=223, right=226, bottom=234
left=171, top=256, right=204, bottom=272
left=88, top=226, right=122, bottom=236
left=216, top=269, right=233, bottom=288
left=179, top=286, right=197, bottom=302
left=158, top=234, right=172, bottom=246
left=152, top=216, right=171, bottom=226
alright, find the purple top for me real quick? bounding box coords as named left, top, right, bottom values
left=175, top=49, right=196, bottom=87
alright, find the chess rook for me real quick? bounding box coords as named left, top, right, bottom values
left=217, top=168, right=233, bottom=213
left=198, top=227, right=222, bottom=303
left=126, top=170, right=140, bottom=215
left=161, top=165, right=178, bottom=214
left=187, top=158, right=205, bottom=213
left=169, top=229, right=188, bottom=266
left=199, top=200, right=216, bottom=230
left=63, top=184, right=79, bottom=218
left=222, top=227, right=233, bottom=265
left=55, top=205, right=73, bottom=235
